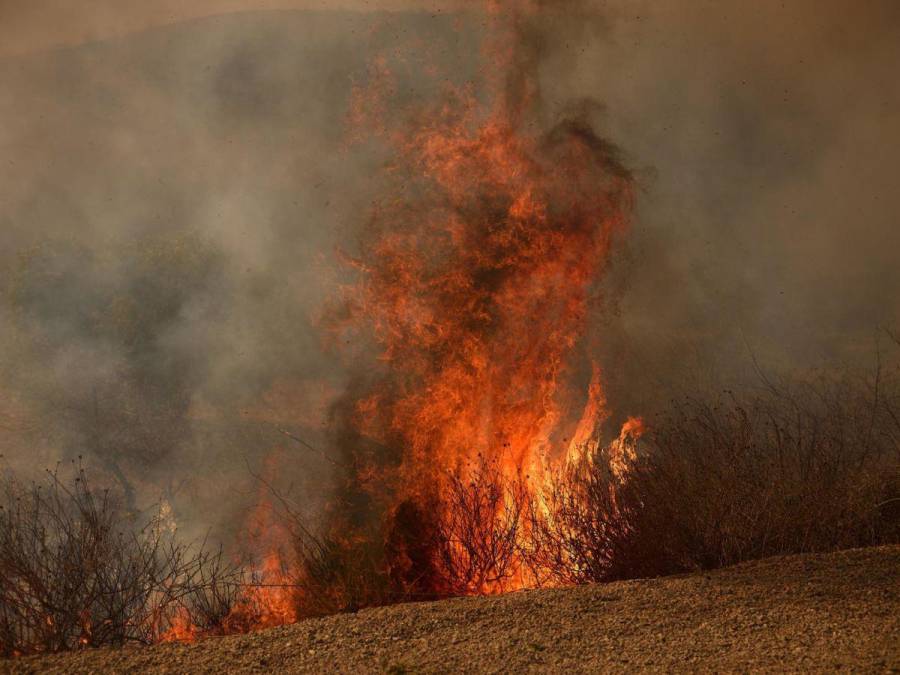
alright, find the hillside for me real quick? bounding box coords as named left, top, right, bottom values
left=6, top=545, right=898, bottom=673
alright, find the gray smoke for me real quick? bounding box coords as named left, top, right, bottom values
left=558, top=0, right=900, bottom=422
left=0, top=1, right=897, bottom=541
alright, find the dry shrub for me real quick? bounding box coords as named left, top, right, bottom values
left=254, top=360, right=900, bottom=618
left=618, top=372, right=900, bottom=576
left=433, top=458, right=526, bottom=595
left=532, top=367, right=900, bottom=583
left=292, top=530, right=394, bottom=617
left=281, top=363, right=900, bottom=604
left=167, top=552, right=243, bottom=637
left=270, top=458, right=528, bottom=613
left=258, top=478, right=398, bottom=618
left=0, top=463, right=240, bottom=656
left=283, top=467, right=525, bottom=616
left=524, top=447, right=634, bottom=585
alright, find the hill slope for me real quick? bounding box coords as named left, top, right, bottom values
left=6, top=546, right=899, bottom=674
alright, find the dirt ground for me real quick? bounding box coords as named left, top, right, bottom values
left=5, top=545, right=899, bottom=674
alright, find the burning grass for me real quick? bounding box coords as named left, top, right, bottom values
left=0, top=463, right=241, bottom=657
left=1, top=367, right=897, bottom=657
left=2, top=0, right=898, bottom=659
left=268, top=364, right=900, bottom=612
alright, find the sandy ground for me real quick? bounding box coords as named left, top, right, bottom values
left=5, top=545, right=899, bottom=674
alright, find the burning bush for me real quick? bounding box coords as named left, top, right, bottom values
left=246, top=471, right=399, bottom=620
left=291, top=527, right=395, bottom=618
left=327, top=1, right=635, bottom=603
left=262, top=363, right=899, bottom=619
left=527, top=370, right=900, bottom=584
left=13, top=366, right=891, bottom=655
left=0, top=463, right=240, bottom=656
left=433, top=459, right=528, bottom=595
left=264, top=457, right=530, bottom=614
left=523, top=437, right=637, bottom=586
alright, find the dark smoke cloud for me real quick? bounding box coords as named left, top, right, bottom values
left=0, top=1, right=897, bottom=537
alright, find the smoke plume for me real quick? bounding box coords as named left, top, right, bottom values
left=0, top=0, right=897, bottom=544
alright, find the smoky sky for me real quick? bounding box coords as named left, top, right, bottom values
left=0, top=1, right=898, bottom=536
left=572, top=0, right=900, bottom=420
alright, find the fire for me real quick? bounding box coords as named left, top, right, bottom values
left=607, top=416, right=645, bottom=480
left=331, top=0, right=636, bottom=593
left=228, top=454, right=300, bottom=629
left=166, top=1, right=639, bottom=642
left=162, top=610, right=197, bottom=644
left=229, top=551, right=299, bottom=629
left=161, top=453, right=300, bottom=644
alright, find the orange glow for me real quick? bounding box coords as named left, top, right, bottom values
left=335, top=0, right=635, bottom=592
left=166, top=2, right=639, bottom=641
left=161, top=609, right=197, bottom=644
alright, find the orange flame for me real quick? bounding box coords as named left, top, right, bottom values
left=168, top=3, right=640, bottom=640
left=334, top=0, right=635, bottom=592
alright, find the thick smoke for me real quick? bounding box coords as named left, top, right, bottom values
left=0, top=1, right=898, bottom=543
left=0, top=10, right=484, bottom=539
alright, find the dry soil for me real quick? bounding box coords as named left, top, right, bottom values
left=5, top=545, right=899, bottom=674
